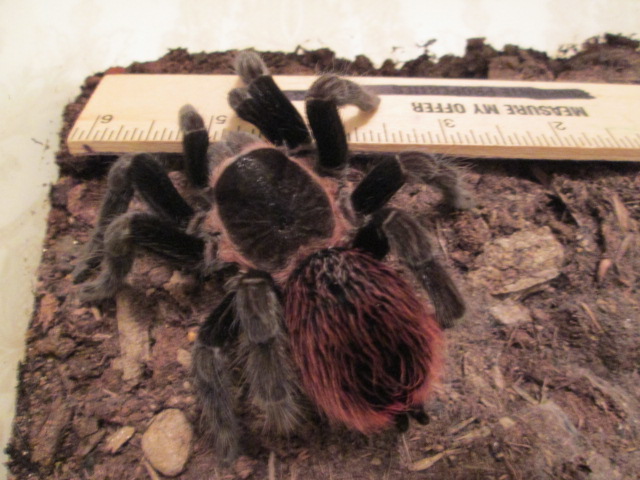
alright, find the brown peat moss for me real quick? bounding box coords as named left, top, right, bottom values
left=7, top=35, right=640, bottom=479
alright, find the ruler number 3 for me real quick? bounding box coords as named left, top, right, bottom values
left=443, top=119, right=455, bottom=128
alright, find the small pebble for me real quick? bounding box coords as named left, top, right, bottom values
left=142, top=409, right=193, bottom=477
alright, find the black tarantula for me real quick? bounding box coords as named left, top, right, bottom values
left=73, top=51, right=473, bottom=461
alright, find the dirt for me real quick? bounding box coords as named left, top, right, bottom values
left=6, top=35, right=640, bottom=479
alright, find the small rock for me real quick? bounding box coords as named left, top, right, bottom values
left=468, top=226, right=565, bottom=294
left=498, top=416, right=516, bottom=430
left=489, top=299, right=532, bottom=326
left=142, top=409, right=193, bottom=477
left=176, top=349, right=192, bottom=369
left=187, top=329, right=198, bottom=343
left=104, top=426, right=135, bottom=454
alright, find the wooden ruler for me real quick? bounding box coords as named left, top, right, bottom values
left=68, top=74, right=640, bottom=161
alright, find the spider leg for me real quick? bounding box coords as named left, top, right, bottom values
left=193, top=270, right=302, bottom=460
left=350, top=151, right=475, bottom=210
left=305, top=75, right=380, bottom=172
left=73, top=154, right=195, bottom=282
left=350, top=154, right=405, bottom=215
left=234, top=270, right=303, bottom=434
left=192, top=293, right=241, bottom=462
left=180, top=105, right=262, bottom=186
left=77, top=212, right=204, bottom=301
left=228, top=51, right=311, bottom=149
left=179, top=104, right=210, bottom=188
left=353, top=208, right=466, bottom=328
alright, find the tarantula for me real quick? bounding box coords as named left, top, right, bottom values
left=73, top=51, right=473, bottom=461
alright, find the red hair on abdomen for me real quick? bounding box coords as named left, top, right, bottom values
left=284, top=248, right=442, bottom=433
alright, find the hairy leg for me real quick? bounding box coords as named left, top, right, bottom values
left=73, top=154, right=195, bottom=282
left=350, top=151, right=475, bottom=210
left=228, top=51, right=311, bottom=149
left=305, top=75, right=379, bottom=172
left=353, top=208, right=466, bottom=328
left=78, top=212, right=204, bottom=301
left=179, top=104, right=210, bottom=188
left=192, top=294, right=241, bottom=462
left=233, top=270, right=303, bottom=434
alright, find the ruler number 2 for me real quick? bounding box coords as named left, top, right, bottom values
left=550, top=121, right=566, bottom=131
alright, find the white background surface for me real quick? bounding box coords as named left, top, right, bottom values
left=1, top=0, right=638, bottom=477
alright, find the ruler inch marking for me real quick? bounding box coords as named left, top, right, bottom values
left=86, top=115, right=100, bottom=141
left=605, top=128, right=622, bottom=148
left=67, top=74, right=640, bottom=161
left=146, top=120, right=156, bottom=141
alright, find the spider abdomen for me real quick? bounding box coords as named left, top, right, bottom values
left=285, top=248, right=442, bottom=433
left=215, top=148, right=335, bottom=271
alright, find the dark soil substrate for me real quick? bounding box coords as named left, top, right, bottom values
left=7, top=35, right=640, bottom=479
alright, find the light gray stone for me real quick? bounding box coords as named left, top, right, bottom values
left=142, top=409, right=193, bottom=477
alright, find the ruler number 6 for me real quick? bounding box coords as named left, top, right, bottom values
left=100, top=114, right=114, bottom=124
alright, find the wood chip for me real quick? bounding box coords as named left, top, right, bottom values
left=447, top=416, right=477, bottom=435
left=611, top=193, right=630, bottom=231
left=579, top=302, right=604, bottom=333
left=115, top=289, right=151, bottom=385
left=409, top=449, right=463, bottom=472
left=408, top=451, right=445, bottom=471
left=453, top=426, right=492, bottom=444
left=597, top=258, right=613, bottom=283
left=104, top=426, right=136, bottom=454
